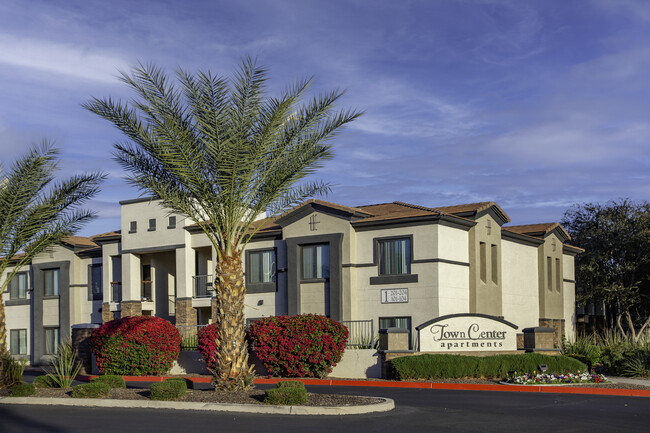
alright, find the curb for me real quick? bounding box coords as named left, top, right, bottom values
left=0, top=396, right=395, bottom=416
left=76, top=375, right=650, bottom=398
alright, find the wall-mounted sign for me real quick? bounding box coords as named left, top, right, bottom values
left=416, top=314, right=518, bottom=352
left=381, top=288, right=408, bottom=304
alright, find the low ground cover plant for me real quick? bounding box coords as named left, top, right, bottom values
left=9, top=383, right=35, bottom=397
left=504, top=371, right=608, bottom=385
left=33, top=375, right=56, bottom=388
left=197, top=323, right=219, bottom=373
left=391, top=353, right=587, bottom=380
left=90, top=375, right=126, bottom=388
left=71, top=382, right=111, bottom=399
left=150, top=378, right=188, bottom=401
left=90, top=316, right=181, bottom=375
left=249, top=314, right=348, bottom=378
left=264, top=380, right=307, bottom=405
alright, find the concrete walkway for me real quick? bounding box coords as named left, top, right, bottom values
left=608, top=376, right=650, bottom=387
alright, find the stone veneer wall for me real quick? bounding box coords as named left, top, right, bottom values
left=71, top=325, right=99, bottom=375
left=101, top=303, right=113, bottom=323
left=539, top=318, right=565, bottom=348
left=175, top=297, right=197, bottom=327
left=120, top=300, right=142, bottom=317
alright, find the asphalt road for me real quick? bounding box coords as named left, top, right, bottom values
left=1, top=384, right=648, bottom=433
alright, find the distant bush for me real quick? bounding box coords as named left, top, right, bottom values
left=264, top=381, right=307, bottom=405
left=33, top=375, right=56, bottom=388
left=9, top=383, right=35, bottom=397
left=90, top=316, right=181, bottom=375
left=90, top=375, right=126, bottom=388
left=150, top=378, right=187, bottom=401
left=197, top=323, right=219, bottom=373
left=390, top=353, right=587, bottom=380
left=249, top=314, right=348, bottom=378
left=71, top=382, right=110, bottom=399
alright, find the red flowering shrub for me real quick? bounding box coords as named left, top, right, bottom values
left=90, top=316, right=181, bottom=375
left=248, top=314, right=348, bottom=378
left=197, top=323, right=220, bottom=373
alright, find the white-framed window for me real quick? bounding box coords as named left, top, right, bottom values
left=301, top=244, right=330, bottom=280
left=9, top=272, right=28, bottom=300
left=45, top=327, right=60, bottom=355
left=44, top=268, right=60, bottom=297
left=10, top=329, right=27, bottom=355
left=378, top=238, right=411, bottom=275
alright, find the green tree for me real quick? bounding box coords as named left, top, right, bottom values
left=84, top=59, right=361, bottom=389
left=0, top=145, right=104, bottom=386
left=562, top=199, right=650, bottom=341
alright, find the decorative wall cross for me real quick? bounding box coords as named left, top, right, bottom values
left=486, top=219, right=492, bottom=235
left=552, top=238, right=557, bottom=252
left=309, top=214, right=320, bottom=231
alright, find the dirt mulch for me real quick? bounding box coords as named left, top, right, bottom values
left=23, top=387, right=379, bottom=406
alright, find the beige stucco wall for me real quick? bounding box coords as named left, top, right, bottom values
left=468, top=214, right=503, bottom=316
left=501, top=239, right=540, bottom=330
left=538, top=233, right=564, bottom=320
left=120, top=199, right=188, bottom=252
left=563, top=253, right=577, bottom=340
left=2, top=263, right=31, bottom=357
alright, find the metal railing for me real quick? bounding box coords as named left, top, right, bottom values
left=169, top=295, right=176, bottom=316
left=341, top=319, right=375, bottom=349
left=176, top=324, right=208, bottom=351
left=141, top=280, right=152, bottom=301
left=110, top=282, right=122, bottom=302
left=193, top=275, right=214, bottom=298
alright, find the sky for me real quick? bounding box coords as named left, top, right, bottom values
left=1, top=0, right=649, bottom=237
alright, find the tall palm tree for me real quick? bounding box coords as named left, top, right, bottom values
left=0, top=144, right=104, bottom=384
left=84, top=58, right=361, bottom=389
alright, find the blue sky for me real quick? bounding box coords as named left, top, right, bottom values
left=1, top=0, right=649, bottom=236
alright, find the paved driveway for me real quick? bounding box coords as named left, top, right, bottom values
left=1, top=384, right=647, bottom=433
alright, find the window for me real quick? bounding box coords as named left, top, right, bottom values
left=168, top=216, right=176, bottom=229
left=10, top=329, right=27, bottom=355
left=148, top=218, right=156, bottom=231
left=491, top=244, right=498, bottom=284
left=378, top=238, right=411, bottom=275
left=301, top=244, right=330, bottom=280
left=248, top=250, right=276, bottom=284
left=45, top=328, right=59, bottom=355
left=90, top=263, right=102, bottom=300
left=479, top=242, right=487, bottom=283
left=129, top=221, right=137, bottom=233
left=44, top=268, right=60, bottom=297
left=9, top=272, right=28, bottom=300
left=379, top=316, right=412, bottom=349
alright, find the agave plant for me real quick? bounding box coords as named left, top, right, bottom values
left=43, top=340, right=82, bottom=388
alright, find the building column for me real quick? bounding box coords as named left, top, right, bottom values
left=121, top=253, right=142, bottom=317
left=175, top=247, right=197, bottom=326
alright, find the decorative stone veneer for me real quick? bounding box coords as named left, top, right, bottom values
left=539, top=318, right=565, bottom=348
left=120, top=300, right=142, bottom=317
left=71, top=324, right=99, bottom=375
left=101, top=303, right=113, bottom=323
left=175, top=297, right=197, bottom=327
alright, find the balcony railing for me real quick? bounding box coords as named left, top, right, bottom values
left=193, top=275, right=214, bottom=298
left=177, top=324, right=208, bottom=350
left=141, top=280, right=153, bottom=302
left=340, top=319, right=376, bottom=349
left=110, top=282, right=122, bottom=302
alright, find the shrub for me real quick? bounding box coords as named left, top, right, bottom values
left=33, top=375, right=56, bottom=388
left=90, top=375, right=126, bottom=388
left=150, top=378, right=187, bottom=401
left=164, top=377, right=194, bottom=389
left=264, top=387, right=308, bottom=405
left=390, top=353, right=587, bottom=380
left=90, top=316, right=181, bottom=375
left=249, top=314, right=348, bottom=378
left=43, top=339, right=82, bottom=388
left=276, top=380, right=305, bottom=389
left=562, top=335, right=601, bottom=371
left=71, top=382, right=110, bottom=398
left=0, top=353, right=27, bottom=388
left=197, top=323, right=219, bottom=373
left=621, top=348, right=650, bottom=377
left=9, top=383, right=35, bottom=397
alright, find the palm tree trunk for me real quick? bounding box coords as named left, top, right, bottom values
left=0, top=297, right=7, bottom=355
left=212, top=250, right=254, bottom=390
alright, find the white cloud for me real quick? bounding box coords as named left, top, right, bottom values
left=0, top=34, right=129, bottom=84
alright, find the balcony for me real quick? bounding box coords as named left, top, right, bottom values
left=110, top=282, right=122, bottom=302
left=193, top=275, right=214, bottom=298
left=141, top=280, right=153, bottom=302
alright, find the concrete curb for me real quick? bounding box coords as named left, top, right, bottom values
left=0, top=396, right=395, bottom=416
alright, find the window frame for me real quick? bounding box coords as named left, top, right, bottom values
left=129, top=221, right=137, bottom=233
left=167, top=216, right=176, bottom=229
left=148, top=218, right=156, bottom=231
left=10, top=329, right=27, bottom=356
left=300, top=243, right=330, bottom=282
left=245, top=248, right=277, bottom=293
left=370, top=235, right=418, bottom=285
left=44, top=327, right=60, bottom=355
left=43, top=268, right=60, bottom=297
left=88, top=263, right=103, bottom=301
left=9, top=272, right=28, bottom=300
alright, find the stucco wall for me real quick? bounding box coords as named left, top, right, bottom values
left=501, top=239, right=540, bottom=330
left=563, top=254, right=577, bottom=340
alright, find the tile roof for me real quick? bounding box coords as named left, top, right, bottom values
left=503, top=223, right=570, bottom=241
left=60, top=236, right=99, bottom=249
left=432, top=201, right=511, bottom=223
left=354, top=202, right=443, bottom=223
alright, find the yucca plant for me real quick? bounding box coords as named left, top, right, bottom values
left=0, top=145, right=104, bottom=388
left=43, top=339, right=82, bottom=388
left=85, top=58, right=361, bottom=390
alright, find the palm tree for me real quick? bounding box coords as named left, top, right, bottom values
left=84, top=58, right=361, bottom=389
left=0, top=144, right=104, bottom=385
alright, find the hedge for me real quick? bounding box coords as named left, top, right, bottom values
left=150, top=378, right=187, bottom=401
left=264, top=382, right=308, bottom=405
left=391, top=353, right=588, bottom=380
left=249, top=314, right=348, bottom=378
left=90, top=375, right=126, bottom=388
left=9, top=383, right=35, bottom=397
left=71, top=382, right=111, bottom=399
left=90, top=316, right=181, bottom=375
